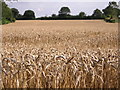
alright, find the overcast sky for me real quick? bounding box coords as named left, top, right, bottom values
left=6, top=0, right=120, bottom=17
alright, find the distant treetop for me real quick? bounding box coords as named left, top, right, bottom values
left=23, top=10, right=35, bottom=20
left=59, top=7, right=71, bottom=15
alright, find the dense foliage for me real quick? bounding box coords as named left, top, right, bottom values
left=58, top=7, right=71, bottom=17
left=0, top=2, right=36, bottom=24
left=1, top=2, right=15, bottom=24
left=79, top=12, right=86, bottom=19
left=92, top=9, right=104, bottom=19
left=23, top=10, right=35, bottom=20
left=103, top=1, right=120, bottom=23
left=11, top=8, right=19, bottom=19
left=37, top=2, right=120, bottom=23
left=1, top=1, right=120, bottom=24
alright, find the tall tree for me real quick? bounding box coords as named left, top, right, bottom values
left=23, top=10, right=35, bottom=20
left=0, top=1, right=2, bottom=21
left=17, top=14, right=23, bottom=20
left=2, top=2, right=15, bottom=24
left=103, top=1, right=120, bottom=18
left=58, top=7, right=71, bottom=17
left=11, top=8, right=19, bottom=19
left=92, top=9, right=103, bottom=19
left=52, top=14, right=57, bottom=17
left=79, top=12, right=86, bottom=18
left=109, top=1, right=118, bottom=8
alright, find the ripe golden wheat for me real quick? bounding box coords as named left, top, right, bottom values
left=1, top=20, right=119, bottom=88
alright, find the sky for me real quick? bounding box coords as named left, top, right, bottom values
left=6, top=0, right=120, bottom=18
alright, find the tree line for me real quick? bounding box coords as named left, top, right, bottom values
left=0, top=1, right=35, bottom=24
left=39, top=2, right=120, bottom=23
left=1, top=1, right=120, bottom=24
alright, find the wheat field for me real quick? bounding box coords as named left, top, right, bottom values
left=1, top=20, right=119, bottom=88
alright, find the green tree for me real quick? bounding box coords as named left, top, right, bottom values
left=52, top=14, right=57, bottom=17
left=58, top=7, right=71, bottom=17
left=103, top=1, right=120, bottom=17
left=103, top=6, right=119, bottom=17
left=79, top=12, right=86, bottom=18
left=2, top=2, right=15, bottom=24
left=0, top=1, right=2, bottom=21
left=103, top=1, right=120, bottom=23
left=11, top=8, right=19, bottom=19
left=92, top=9, right=103, bottom=19
left=23, top=10, right=35, bottom=20
left=109, top=1, right=118, bottom=8
left=17, top=14, right=23, bottom=20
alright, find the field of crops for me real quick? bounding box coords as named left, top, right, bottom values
left=1, top=20, right=119, bottom=88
